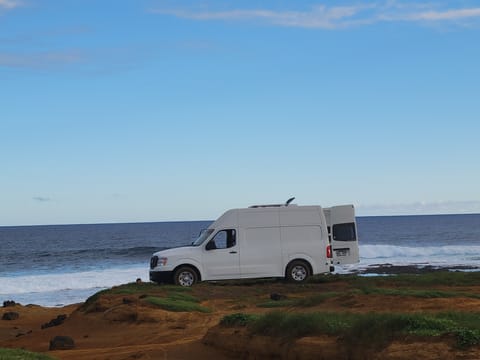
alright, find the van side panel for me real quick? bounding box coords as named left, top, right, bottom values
left=279, top=207, right=323, bottom=226
left=238, top=209, right=279, bottom=228
left=240, top=227, right=282, bottom=277
left=280, top=225, right=329, bottom=274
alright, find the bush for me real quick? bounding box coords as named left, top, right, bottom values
left=220, top=313, right=258, bottom=327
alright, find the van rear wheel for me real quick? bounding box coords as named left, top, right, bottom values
left=174, top=266, right=198, bottom=287
left=286, top=260, right=310, bottom=283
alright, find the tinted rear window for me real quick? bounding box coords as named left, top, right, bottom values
left=333, top=223, right=356, bottom=241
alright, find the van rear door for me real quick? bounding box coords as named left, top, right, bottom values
left=328, top=205, right=360, bottom=265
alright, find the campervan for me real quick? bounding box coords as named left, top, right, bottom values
left=149, top=199, right=359, bottom=286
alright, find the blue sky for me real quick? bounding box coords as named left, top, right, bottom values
left=1, top=0, right=480, bottom=225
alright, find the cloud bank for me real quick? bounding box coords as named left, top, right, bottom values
left=150, top=2, right=480, bottom=29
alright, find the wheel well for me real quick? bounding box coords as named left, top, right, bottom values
left=173, top=264, right=201, bottom=281
left=285, top=259, right=313, bottom=277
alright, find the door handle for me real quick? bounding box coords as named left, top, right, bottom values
left=229, top=251, right=237, bottom=254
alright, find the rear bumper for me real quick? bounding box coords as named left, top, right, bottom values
left=149, top=270, right=173, bottom=284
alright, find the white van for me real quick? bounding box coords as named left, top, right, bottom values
left=149, top=200, right=359, bottom=286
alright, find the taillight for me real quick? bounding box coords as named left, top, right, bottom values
left=326, top=245, right=332, bottom=258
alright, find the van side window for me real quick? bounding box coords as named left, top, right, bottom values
left=206, top=229, right=236, bottom=250
left=332, top=223, right=356, bottom=241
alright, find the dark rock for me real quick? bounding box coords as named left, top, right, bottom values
left=41, top=314, right=67, bottom=329
left=17, top=330, right=33, bottom=337
left=2, top=312, right=19, bottom=320
left=123, top=297, right=134, bottom=304
left=3, top=300, right=16, bottom=307
left=49, top=336, right=75, bottom=350
left=270, top=293, right=288, bottom=301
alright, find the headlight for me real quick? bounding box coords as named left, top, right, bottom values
left=150, top=256, right=168, bottom=269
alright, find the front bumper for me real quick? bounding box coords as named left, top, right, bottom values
left=149, top=270, right=174, bottom=284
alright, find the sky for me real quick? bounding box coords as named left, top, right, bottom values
left=1, top=0, right=480, bottom=226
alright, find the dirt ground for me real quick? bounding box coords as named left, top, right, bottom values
left=1, top=277, right=480, bottom=360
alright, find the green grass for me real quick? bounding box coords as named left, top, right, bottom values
left=358, top=287, right=480, bottom=299
left=257, top=299, right=297, bottom=308
left=0, top=348, right=56, bottom=360
left=220, top=313, right=259, bottom=327
left=165, top=291, right=200, bottom=303
left=225, top=311, right=480, bottom=349
left=249, top=311, right=353, bottom=339
left=356, top=271, right=480, bottom=288
left=257, top=292, right=340, bottom=308
left=309, top=271, right=480, bottom=288
left=144, top=295, right=211, bottom=313
left=79, top=282, right=202, bottom=314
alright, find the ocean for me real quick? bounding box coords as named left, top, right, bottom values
left=1, top=214, right=479, bottom=307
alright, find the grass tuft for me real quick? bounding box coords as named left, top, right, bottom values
left=0, top=348, right=55, bottom=359
left=144, top=295, right=211, bottom=313
left=359, top=286, right=480, bottom=299
left=257, top=292, right=339, bottom=308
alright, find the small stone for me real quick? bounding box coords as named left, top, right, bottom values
left=49, top=336, right=75, bottom=350
left=270, top=293, right=288, bottom=301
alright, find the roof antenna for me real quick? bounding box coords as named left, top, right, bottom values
left=285, top=197, right=295, bottom=206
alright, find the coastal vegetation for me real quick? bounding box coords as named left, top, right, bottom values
left=0, top=348, right=55, bottom=359
left=144, top=292, right=211, bottom=313
left=4, top=270, right=476, bottom=359
left=221, top=311, right=480, bottom=349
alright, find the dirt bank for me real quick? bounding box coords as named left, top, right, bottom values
left=1, top=273, right=479, bottom=359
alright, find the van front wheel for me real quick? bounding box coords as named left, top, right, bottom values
left=286, top=260, right=310, bottom=283
left=174, top=266, right=198, bottom=287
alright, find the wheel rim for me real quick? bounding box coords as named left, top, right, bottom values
left=291, top=265, right=307, bottom=281
left=178, top=271, right=194, bottom=286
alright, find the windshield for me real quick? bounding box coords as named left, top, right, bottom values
left=192, top=228, right=214, bottom=246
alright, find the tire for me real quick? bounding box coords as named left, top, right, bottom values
left=173, top=266, right=198, bottom=287
left=286, top=260, right=310, bottom=283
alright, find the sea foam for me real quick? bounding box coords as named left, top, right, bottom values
left=0, top=264, right=149, bottom=307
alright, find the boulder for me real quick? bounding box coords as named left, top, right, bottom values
left=3, top=300, right=16, bottom=307
left=2, top=312, right=19, bottom=320
left=49, top=336, right=75, bottom=350
left=41, top=314, right=67, bottom=329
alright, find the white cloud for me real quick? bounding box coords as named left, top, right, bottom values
left=357, top=200, right=480, bottom=216
left=0, top=51, right=84, bottom=69
left=409, top=8, right=480, bottom=21
left=151, top=4, right=373, bottom=29
left=0, top=0, right=22, bottom=10
left=33, top=196, right=51, bottom=203
left=150, top=2, right=480, bottom=29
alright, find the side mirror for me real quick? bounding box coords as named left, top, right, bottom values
left=206, top=241, right=216, bottom=250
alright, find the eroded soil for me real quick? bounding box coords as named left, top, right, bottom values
left=1, top=276, right=479, bottom=359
